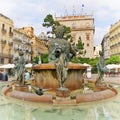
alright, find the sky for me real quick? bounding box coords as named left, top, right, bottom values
left=0, top=0, right=120, bottom=46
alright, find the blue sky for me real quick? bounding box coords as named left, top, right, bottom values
left=0, top=0, right=120, bottom=46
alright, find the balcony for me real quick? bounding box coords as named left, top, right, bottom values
left=13, top=37, right=22, bottom=42
left=8, top=40, right=13, bottom=46
left=0, top=52, right=13, bottom=58
left=1, top=29, right=7, bottom=34
left=1, top=39, right=6, bottom=44
left=9, top=32, right=13, bottom=37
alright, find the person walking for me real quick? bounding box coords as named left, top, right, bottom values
left=1, top=71, right=8, bottom=81
left=24, top=70, right=30, bottom=80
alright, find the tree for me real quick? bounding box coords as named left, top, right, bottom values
left=89, top=58, right=98, bottom=73
left=42, top=14, right=55, bottom=28
left=43, top=14, right=60, bottom=35
left=41, top=54, right=48, bottom=63
left=105, top=55, right=120, bottom=64
left=63, top=25, right=71, bottom=40
left=32, top=56, right=39, bottom=64
left=43, top=14, right=71, bottom=40
left=76, top=37, right=86, bottom=57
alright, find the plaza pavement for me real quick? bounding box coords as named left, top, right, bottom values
left=91, top=74, right=120, bottom=85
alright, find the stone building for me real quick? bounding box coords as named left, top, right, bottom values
left=18, top=27, right=34, bottom=38
left=94, top=45, right=102, bottom=58
left=55, top=14, right=95, bottom=58
left=109, top=20, right=120, bottom=56
left=0, top=13, right=14, bottom=64
left=38, top=32, right=48, bottom=54
left=13, top=28, right=32, bottom=63
left=18, top=27, right=48, bottom=60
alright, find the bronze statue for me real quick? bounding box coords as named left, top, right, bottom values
left=48, top=26, right=76, bottom=88
left=96, top=51, right=108, bottom=85
left=15, top=49, right=26, bottom=86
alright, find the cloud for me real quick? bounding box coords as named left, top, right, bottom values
left=0, top=0, right=120, bottom=46
left=94, top=26, right=109, bottom=46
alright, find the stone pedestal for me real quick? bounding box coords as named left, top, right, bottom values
left=56, top=87, right=70, bottom=97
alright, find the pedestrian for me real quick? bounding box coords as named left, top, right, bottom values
left=87, top=66, right=92, bottom=79
left=24, top=70, right=30, bottom=80
left=1, top=71, right=8, bottom=81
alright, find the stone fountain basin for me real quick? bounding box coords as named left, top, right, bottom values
left=2, top=84, right=117, bottom=105
left=1, top=63, right=118, bottom=105
left=32, top=63, right=86, bottom=90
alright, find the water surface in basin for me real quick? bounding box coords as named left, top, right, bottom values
left=0, top=82, right=120, bottom=120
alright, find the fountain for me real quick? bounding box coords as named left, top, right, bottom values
left=2, top=26, right=117, bottom=105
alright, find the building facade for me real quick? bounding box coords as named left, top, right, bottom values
left=109, top=20, right=120, bottom=56
left=55, top=14, right=95, bottom=58
left=94, top=45, right=102, bottom=58
left=13, top=28, right=32, bottom=63
left=0, top=13, right=14, bottom=64
left=101, top=33, right=110, bottom=59
left=18, top=27, right=48, bottom=60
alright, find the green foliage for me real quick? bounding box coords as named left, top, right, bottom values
left=71, top=57, right=98, bottom=73
left=88, top=58, right=98, bottom=73
left=75, top=37, right=86, bottom=57
left=41, top=54, right=49, bottom=63
left=71, top=57, right=89, bottom=64
left=32, top=56, right=39, bottom=64
left=63, top=25, right=72, bottom=40
left=79, top=57, right=90, bottom=64
left=76, top=37, right=84, bottom=50
left=70, top=57, right=79, bottom=63
left=91, top=66, right=98, bottom=73
left=43, top=14, right=72, bottom=41
left=71, top=57, right=91, bottom=64
left=105, top=55, right=120, bottom=64
left=88, top=58, right=98, bottom=67
left=42, top=14, right=55, bottom=28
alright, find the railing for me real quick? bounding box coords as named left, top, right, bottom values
left=8, top=40, right=13, bottom=46
left=9, top=32, right=13, bottom=36
left=1, top=29, right=6, bottom=34
left=1, top=39, right=6, bottom=44
left=0, top=53, right=13, bottom=58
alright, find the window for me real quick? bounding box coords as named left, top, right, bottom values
left=72, top=23, right=76, bottom=29
left=86, top=33, right=90, bottom=40
left=9, top=27, right=12, bottom=33
left=9, top=59, right=12, bottom=63
left=2, top=24, right=5, bottom=30
left=1, top=58, right=4, bottom=64
left=2, top=36, right=5, bottom=40
left=86, top=22, right=90, bottom=27
left=87, top=43, right=89, bottom=47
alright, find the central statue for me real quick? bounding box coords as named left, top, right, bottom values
left=48, top=26, right=76, bottom=89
